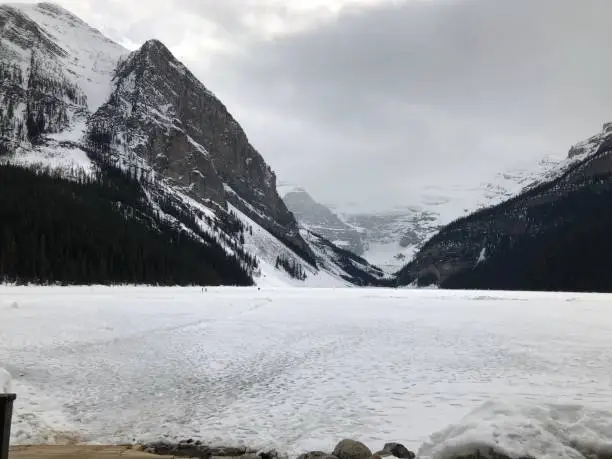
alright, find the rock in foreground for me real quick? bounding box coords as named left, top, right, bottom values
left=374, top=443, right=415, bottom=459
left=332, top=440, right=372, bottom=459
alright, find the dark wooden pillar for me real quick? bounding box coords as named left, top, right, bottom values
left=0, top=394, right=16, bottom=459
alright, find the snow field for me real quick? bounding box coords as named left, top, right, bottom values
left=2, top=287, right=612, bottom=458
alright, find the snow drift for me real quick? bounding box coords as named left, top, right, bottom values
left=419, top=400, right=612, bottom=459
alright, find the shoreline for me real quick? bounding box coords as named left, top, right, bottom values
left=9, top=439, right=418, bottom=459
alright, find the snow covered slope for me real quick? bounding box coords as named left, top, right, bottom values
left=5, top=2, right=127, bottom=111
left=0, top=2, right=374, bottom=286
left=0, top=3, right=126, bottom=165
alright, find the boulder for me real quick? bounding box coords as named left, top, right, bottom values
left=209, top=447, right=247, bottom=457
left=381, top=443, right=415, bottom=459
left=445, top=449, right=534, bottom=459
left=143, top=441, right=210, bottom=458
left=333, top=440, right=372, bottom=459
left=297, top=452, right=337, bottom=459
left=258, top=449, right=285, bottom=459
left=211, top=456, right=260, bottom=459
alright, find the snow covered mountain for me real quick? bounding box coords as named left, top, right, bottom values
left=279, top=155, right=564, bottom=274
left=279, top=184, right=366, bottom=255
left=397, top=121, right=612, bottom=292
left=0, top=2, right=381, bottom=287
left=321, top=155, right=564, bottom=273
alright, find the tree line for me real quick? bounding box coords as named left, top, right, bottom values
left=0, top=161, right=254, bottom=286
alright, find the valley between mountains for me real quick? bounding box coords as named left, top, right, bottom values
left=2, top=2, right=612, bottom=292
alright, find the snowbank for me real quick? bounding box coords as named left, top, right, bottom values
left=418, top=400, right=612, bottom=459
left=0, top=367, right=12, bottom=393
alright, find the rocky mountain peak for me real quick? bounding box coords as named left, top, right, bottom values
left=35, top=2, right=86, bottom=23
left=140, top=38, right=170, bottom=53
left=284, top=188, right=318, bottom=206
left=0, top=3, right=390, bottom=285
left=91, top=36, right=315, bottom=263
left=567, top=123, right=612, bottom=159
left=132, top=39, right=180, bottom=71
left=0, top=4, right=66, bottom=57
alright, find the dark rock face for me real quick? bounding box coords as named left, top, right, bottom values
left=143, top=442, right=283, bottom=459
left=297, top=452, right=338, bottom=459
left=397, top=123, right=612, bottom=292
left=88, top=39, right=313, bottom=263
left=379, top=443, right=414, bottom=459
left=0, top=5, right=67, bottom=57
left=143, top=441, right=211, bottom=458
left=441, top=450, right=534, bottom=459
left=0, top=5, right=89, bottom=153
left=283, top=188, right=365, bottom=256
left=332, top=439, right=372, bottom=459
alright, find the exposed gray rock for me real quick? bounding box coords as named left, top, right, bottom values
left=0, top=5, right=67, bottom=57
left=258, top=449, right=287, bottom=459
left=282, top=188, right=365, bottom=256
left=143, top=442, right=278, bottom=459
left=143, top=441, right=210, bottom=458
left=209, top=447, right=248, bottom=457
left=440, top=449, right=534, bottom=459
left=88, top=39, right=314, bottom=264
left=296, top=451, right=338, bottom=459
left=332, top=439, right=372, bottom=459
left=380, top=443, right=414, bottom=459
left=211, top=455, right=260, bottom=459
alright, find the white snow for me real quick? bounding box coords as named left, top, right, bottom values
left=334, top=154, right=572, bottom=272
left=227, top=203, right=347, bottom=287
left=361, top=241, right=418, bottom=273
left=5, top=142, right=94, bottom=177
left=2, top=287, right=612, bottom=458
left=419, top=401, right=612, bottom=459
left=10, top=3, right=128, bottom=112
left=476, top=247, right=486, bottom=265
left=0, top=367, right=12, bottom=393
left=1, top=4, right=127, bottom=174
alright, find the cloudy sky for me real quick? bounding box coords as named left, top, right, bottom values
left=23, top=0, right=612, bottom=211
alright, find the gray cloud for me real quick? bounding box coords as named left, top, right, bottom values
left=21, top=0, right=612, bottom=211
left=200, top=0, right=612, bottom=210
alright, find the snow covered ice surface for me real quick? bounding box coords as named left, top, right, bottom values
left=2, top=287, right=612, bottom=458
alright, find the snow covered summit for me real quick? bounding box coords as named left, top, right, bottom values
left=0, top=2, right=383, bottom=286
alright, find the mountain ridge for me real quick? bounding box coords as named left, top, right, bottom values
left=279, top=185, right=366, bottom=256
left=0, top=1, right=383, bottom=287
left=396, top=121, right=612, bottom=292
left=281, top=154, right=569, bottom=274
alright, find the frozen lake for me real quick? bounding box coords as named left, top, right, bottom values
left=2, top=287, right=612, bottom=458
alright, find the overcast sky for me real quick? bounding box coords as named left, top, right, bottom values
left=23, top=0, right=612, bottom=211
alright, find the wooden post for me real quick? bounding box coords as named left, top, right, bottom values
left=0, top=394, right=16, bottom=459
